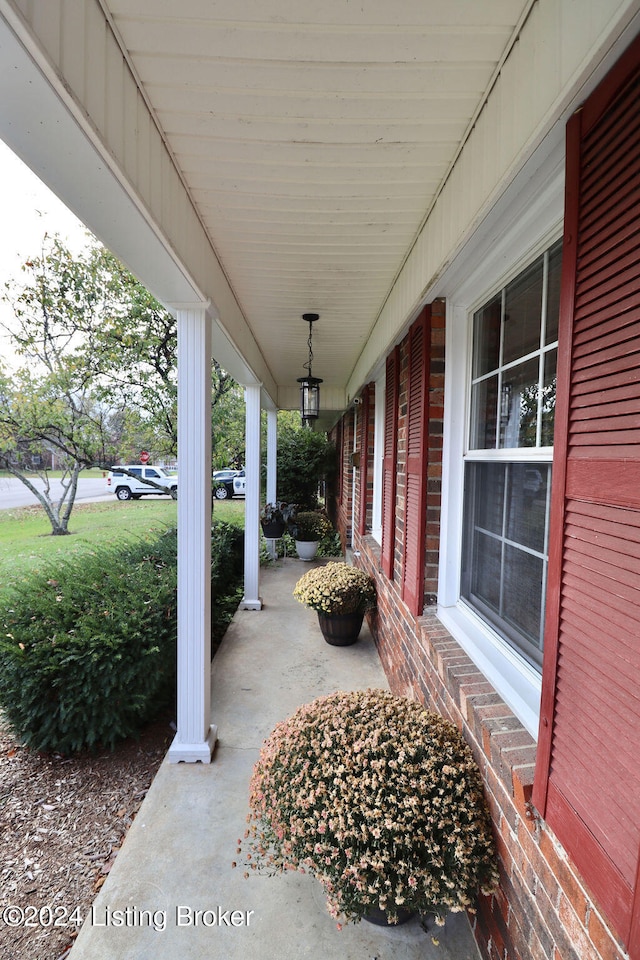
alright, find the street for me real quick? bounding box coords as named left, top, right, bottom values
left=0, top=476, right=116, bottom=510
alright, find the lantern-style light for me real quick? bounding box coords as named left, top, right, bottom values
left=297, top=313, right=322, bottom=426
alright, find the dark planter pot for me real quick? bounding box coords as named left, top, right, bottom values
left=261, top=520, right=286, bottom=539
left=362, top=905, right=416, bottom=926
left=317, top=610, right=364, bottom=646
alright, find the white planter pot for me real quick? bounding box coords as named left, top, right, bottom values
left=295, top=540, right=319, bottom=561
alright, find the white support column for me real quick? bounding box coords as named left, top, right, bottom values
left=241, top=383, right=262, bottom=609
left=265, top=407, right=278, bottom=559
left=168, top=306, right=216, bottom=763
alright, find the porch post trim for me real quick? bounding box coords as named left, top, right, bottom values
left=241, top=383, right=262, bottom=609
left=265, top=407, right=278, bottom=559
left=168, top=306, right=216, bottom=763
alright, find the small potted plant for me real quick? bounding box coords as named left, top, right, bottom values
left=293, top=561, right=376, bottom=644
left=289, top=510, right=332, bottom=561
left=260, top=501, right=295, bottom=539
left=240, top=689, right=499, bottom=929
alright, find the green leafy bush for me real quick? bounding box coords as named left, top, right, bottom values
left=316, top=528, right=343, bottom=558
left=262, top=526, right=342, bottom=562
left=210, top=520, right=244, bottom=655
left=276, top=428, right=336, bottom=508
left=289, top=510, right=332, bottom=542
left=0, top=520, right=243, bottom=754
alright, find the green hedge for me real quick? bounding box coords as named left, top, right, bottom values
left=210, top=520, right=244, bottom=655
left=0, top=521, right=243, bottom=754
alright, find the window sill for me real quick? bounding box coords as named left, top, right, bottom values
left=436, top=602, right=542, bottom=740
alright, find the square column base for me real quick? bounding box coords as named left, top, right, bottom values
left=240, top=597, right=263, bottom=610
left=167, top=724, right=217, bottom=763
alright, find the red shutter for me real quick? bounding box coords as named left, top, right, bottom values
left=381, top=347, right=400, bottom=578
left=402, top=307, right=431, bottom=616
left=336, top=420, right=343, bottom=503
left=534, top=35, right=640, bottom=955
left=358, top=385, right=371, bottom=535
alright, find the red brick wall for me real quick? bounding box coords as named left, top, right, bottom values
left=331, top=299, right=626, bottom=960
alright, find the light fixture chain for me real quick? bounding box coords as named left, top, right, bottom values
left=305, top=319, right=314, bottom=375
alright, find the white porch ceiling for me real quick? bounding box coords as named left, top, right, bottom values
left=99, top=0, right=532, bottom=409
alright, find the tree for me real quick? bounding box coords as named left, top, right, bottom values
left=276, top=412, right=336, bottom=508
left=69, top=245, right=244, bottom=465
left=0, top=237, right=126, bottom=533
left=0, top=235, right=245, bottom=534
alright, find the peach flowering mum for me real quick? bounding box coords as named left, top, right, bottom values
left=240, top=689, right=499, bottom=926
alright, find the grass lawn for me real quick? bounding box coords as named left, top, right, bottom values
left=0, top=497, right=245, bottom=596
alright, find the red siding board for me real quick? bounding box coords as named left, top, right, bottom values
left=534, top=33, right=640, bottom=956
left=571, top=376, right=640, bottom=408
left=579, top=167, right=640, bottom=237
left=573, top=288, right=640, bottom=336
left=580, top=213, right=640, bottom=271
left=546, top=780, right=633, bottom=945
left=577, top=284, right=640, bottom=337
left=553, top=651, right=640, bottom=764
left=573, top=354, right=640, bottom=386
left=567, top=496, right=640, bottom=529
left=573, top=311, right=640, bottom=355
left=581, top=148, right=640, bottom=211
left=568, top=448, right=640, bottom=464
left=576, top=242, right=640, bottom=298
left=564, top=515, right=640, bottom=555
left=565, top=459, right=640, bottom=508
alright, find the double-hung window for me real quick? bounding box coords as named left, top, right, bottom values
left=461, top=239, right=562, bottom=669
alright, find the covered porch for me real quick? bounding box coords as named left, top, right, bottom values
left=68, top=558, right=480, bottom=960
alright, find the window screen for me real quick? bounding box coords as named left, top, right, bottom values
left=461, top=240, right=561, bottom=667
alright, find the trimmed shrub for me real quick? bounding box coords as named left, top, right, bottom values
left=210, top=519, right=244, bottom=656
left=276, top=428, right=336, bottom=508
left=0, top=520, right=244, bottom=754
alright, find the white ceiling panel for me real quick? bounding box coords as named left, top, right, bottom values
left=103, top=0, right=532, bottom=405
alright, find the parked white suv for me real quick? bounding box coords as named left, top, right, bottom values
left=107, top=465, right=178, bottom=501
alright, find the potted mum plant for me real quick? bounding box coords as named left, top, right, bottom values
left=260, top=501, right=295, bottom=539
left=240, top=689, right=499, bottom=928
left=289, top=510, right=332, bottom=561
left=293, top=561, right=376, bottom=645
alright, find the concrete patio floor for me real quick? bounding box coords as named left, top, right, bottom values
left=70, top=559, right=481, bottom=960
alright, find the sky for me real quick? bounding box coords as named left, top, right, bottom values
left=0, top=138, right=90, bottom=365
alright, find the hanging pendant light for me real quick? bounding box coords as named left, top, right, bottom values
left=297, top=313, right=322, bottom=426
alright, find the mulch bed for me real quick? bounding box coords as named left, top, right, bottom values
left=0, top=709, right=174, bottom=960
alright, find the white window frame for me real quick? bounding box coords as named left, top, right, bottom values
left=371, top=370, right=386, bottom=545
left=437, top=160, right=564, bottom=740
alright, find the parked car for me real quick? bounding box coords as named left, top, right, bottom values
left=107, top=465, right=178, bottom=501
left=213, top=469, right=245, bottom=500
left=212, top=468, right=240, bottom=483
